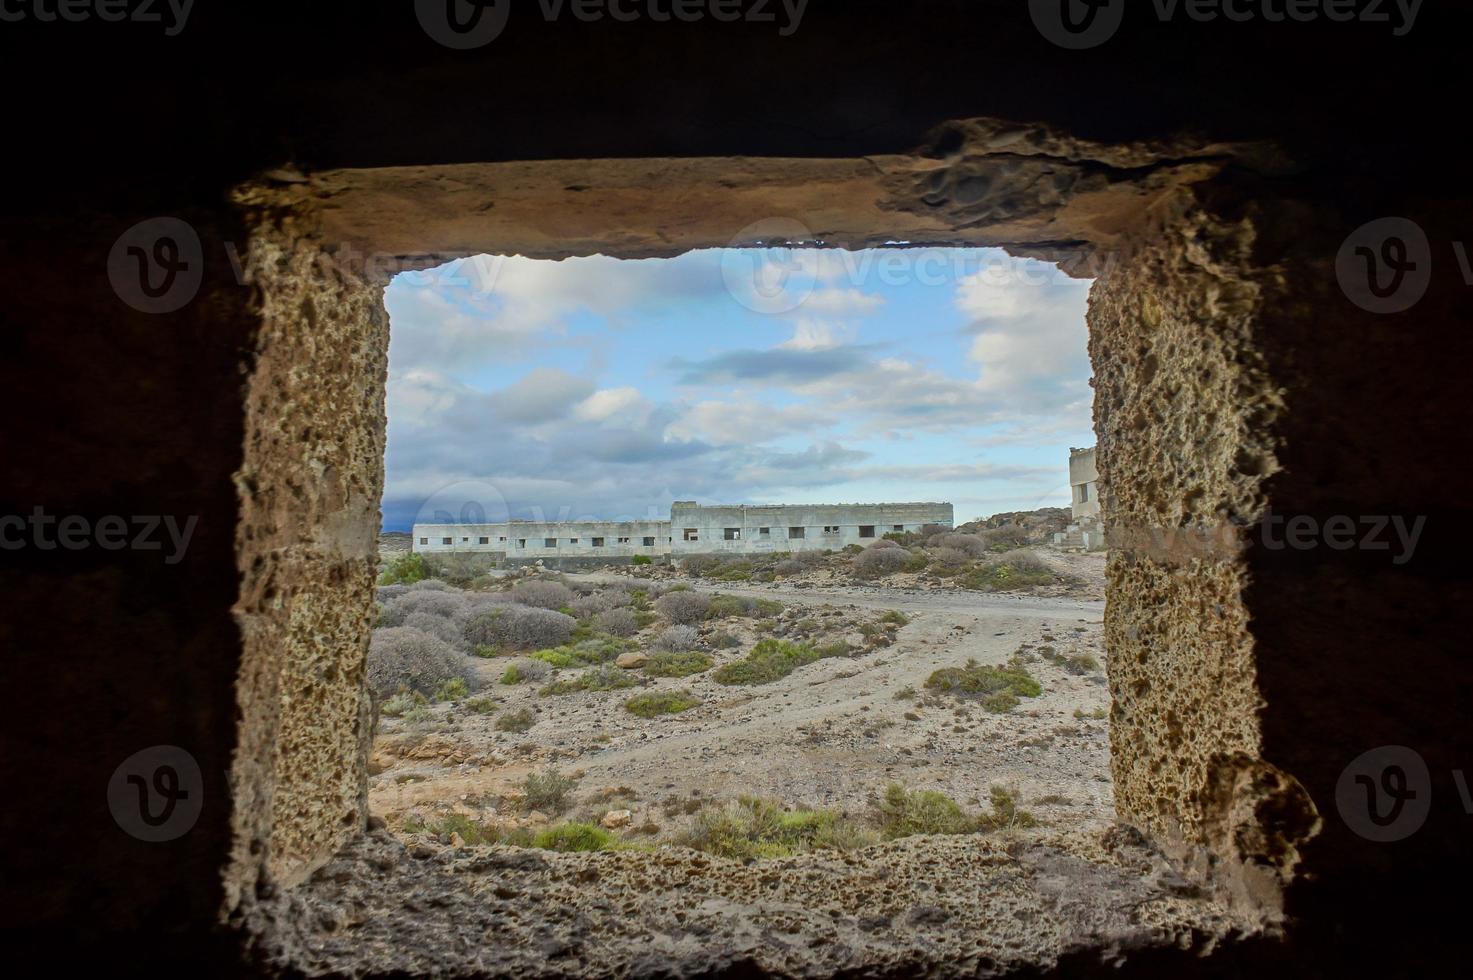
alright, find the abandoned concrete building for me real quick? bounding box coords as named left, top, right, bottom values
left=1054, top=447, right=1104, bottom=550
left=5, top=2, right=1469, bottom=977
left=412, top=501, right=953, bottom=562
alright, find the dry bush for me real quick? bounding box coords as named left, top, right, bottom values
left=594, top=607, right=639, bottom=637
left=406, top=578, right=453, bottom=592
left=378, top=589, right=470, bottom=628
left=511, top=579, right=576, bottom=609
left=654, top=590, right=711, bottom=625
left=869, top=538, right=903, bottom=551
left=852, top=546, right=909, bottom=579
left=402, top=612, right=466, bottom=651
left=796, top=550, right=828, bottom=566
left=653, top=625, right=700, bottom=651
left=463, top=606, right=577, bottom=651
left=375, top=584, right=409, bottom=603
left=367, top=626, right=476, bottom=699
left=773, top=558, right=805, bottom=577
left=932, top=533, right=988, bottom=558
left=980, top=524, right=1032, bottom=550
left=927, top=546, right=971, bottom=568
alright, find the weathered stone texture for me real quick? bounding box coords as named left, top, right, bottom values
left=229, top=192, right=388, bottom=891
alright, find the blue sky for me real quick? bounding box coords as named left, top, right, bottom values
left=381, top=247, right=1094, bottom=531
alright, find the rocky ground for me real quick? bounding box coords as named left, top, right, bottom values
left=370, top=552, right=1112, bottom=851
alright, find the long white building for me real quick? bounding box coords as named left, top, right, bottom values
left=411, top=501, right=953, bottom=562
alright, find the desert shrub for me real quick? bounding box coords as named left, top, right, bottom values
left=495, top=707, right=536, bottom=732
left=500, top=659, right=551, bottom=685
left=631, top=554, right=653, bottom=565
left=960, top=550, right=1054, bottom=592
left=796, top=550, right=828, bottom=566
left=379, top=552, right=429, bottom=585
left=464, top=606, right=577, bottom=651
left=654, top=590, right=711, bottom=625
left=924, top=659, right=1041, bottom=713
left=380, top=691, right=426, bottom=718
left=531, top=822, right=615, bottom=852
left=927, top=546, right=971, bottom=570
left=464, top=697, right=498, bottom=715
left=677, top=797, right=875, bottom=860
left=539, top=664, right=641, bottom=696
left=568, top=592, right=622, bottom=619
left=379, top=589, right=470, bottom=628
left=931, top=533, right=988, bottom=558
left=421, top=553, right=490, bottom=587
left=653, top=625, right=701, bottom=652
left=893, top=685, right=917, bottom=701
left=367, top=627, right=475, bottom=699
left=434, top=677, right=470, bottom=701
left=708, top=631, right=740, bottom=649
left=873, top=784, right=974, bottom=838
left=976, top=785, right=1037, bottom=831
left=402, top=611, right=466, bottom=651
left=511, top=579, right=576, bottom=609
left=773, top=558, right=805, bottom=577
left=1040, top=648, right=1100, bottom=675
left=852, top=545, right=909, bottom=579
left=1074, top=707, right=1108, bottom=720
left=880, top=610, right=910, bottom=626
left=407, top=578, right=453, bottom=592
left=710, top=559, right=754, bottom=582
left=625, top=690, right=701, bottom=717
left=680, top=554, right=723, bottom=577
left=594, top=607, right=639, bottom=637
left=523, top=768, right=578, bottom=814
left=706, top=594, right=748, bottom=619
left=901, top=550, right=930, bottom=572
left=644, top=650, right=714, bottom=677
left=375, top=584, right=410, bottom=603
left=981, top=524, right=1032, bottom=551
left=531, top=638, right=628, bottom=669
left=712, top=638, right=851, bottom=686
left=869, top=538, right=903, bottom=551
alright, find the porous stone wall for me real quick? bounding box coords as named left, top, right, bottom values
left=229, top=191, right=388, bottom=891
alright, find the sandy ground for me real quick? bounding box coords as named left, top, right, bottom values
left=370, top=553, right=1112, bottom=842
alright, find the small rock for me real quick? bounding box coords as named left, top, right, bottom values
left=601, top=809, right=633, bottom=829
left=616, top=652, right=649, bottom=669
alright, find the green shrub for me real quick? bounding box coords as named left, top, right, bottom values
left=523, top=768, right=577, bottom=814
left=677, top=797, right=875, bottom=860
left=434, top=677, right=471, bottom=702
left=712, top=638, right=851, bottom=686
left=1074, top=707, right=1108, bottom=720
left=924, top=659, right=1041, bottom=713
left=976, top=785, right=1037, bottom=831
left=892, top=685, right=917, bottom=701
left=901, top=550, right=930, bottom=572
left=625, top=690, right=702, bottom=717
left=500, top=659, right=550, bottom=685
left=380, top=690, right=426, bottom=718
left=531, top=822, right=615, bottom=852
left=958, top=550, right=1055, bottom=592
left=880, top=610, right=910, bottom=626
left=631, top=555, right=653, bottom=565
left=644, top=650, right=714, bottom=678
left=379, top=552, right=429, bottom=585
left=873, top=784, right=974, bottom=838
left=539, top=664, right=641, bottom=696
left=464, top=697, right=498, bottom=715
left=495, top=707, right=535, bottom=732
left=1040, top=648, right=1101, bottom=675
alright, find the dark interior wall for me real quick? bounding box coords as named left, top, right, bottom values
left=2, top=0, right=1470, bottom=971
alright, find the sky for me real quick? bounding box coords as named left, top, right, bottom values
left=380, top=247, right=1094, bottom=531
